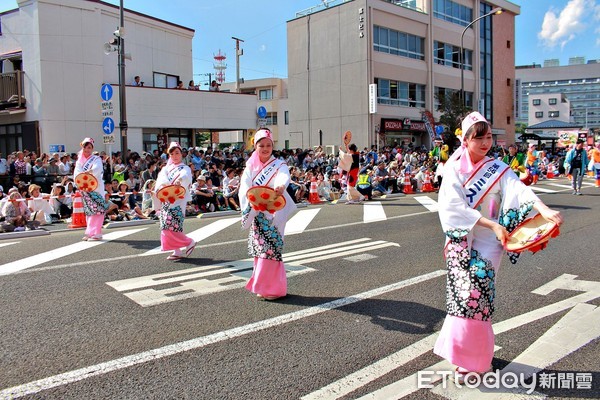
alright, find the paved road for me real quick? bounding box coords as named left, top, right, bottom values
left=0, top=177, right=598, bottom=399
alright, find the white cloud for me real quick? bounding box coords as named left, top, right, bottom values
left=259, top=44, right=267, bottom=52
left=538, top=0, right=597, bottom=49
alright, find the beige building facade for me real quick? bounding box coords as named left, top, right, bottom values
left=287, top=0, right=520, bottom=150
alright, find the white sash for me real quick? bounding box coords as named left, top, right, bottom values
left=166, top=164, right=185, bottom=184
left=82, top=155, right=99, bottom=172
left=252, top=158, right=284, bottom=187
left=462, top=158, right=509, bottom=209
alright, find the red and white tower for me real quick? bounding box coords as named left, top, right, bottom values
left=213, top=49, right=227, bottom=83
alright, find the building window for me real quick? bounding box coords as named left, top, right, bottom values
left=532, top=99, right=541, bottom=106
left=507, top=116, right=511, bottom=124
left=433, top=0, right=473, bottom=27
left=507, top=40, right=511, bottom=48
left=266, top=112, right=278, bottom=126
left=549, top=98, right=557, bottom=105
left=153, top=72, right=179, bottom=88
left=284, top=111, right=289, bottom=125
left=549, top=111, right=559, bottom=118
left=535, top=111, right=543, bottom=118
left=375, top=78, right=425, bottom=108
left=374, top=26, right=425, bottom=60
left=259, top=89, right=273, bottom=100
left=507, top=78, right=511, bottom=87
left=433, top=41, right=472, bottom=70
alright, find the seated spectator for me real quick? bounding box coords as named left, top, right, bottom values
left=222, top=168, right=240, bottom=210
left=2, top=191, right=36, bottom=231
left=50, top=183, right=72, bottom=220
left=140, top=179, right=158, bottom=219
left=316, top=172, right=332, bottom=201
left=192, top=175, right=219, bottom=212
left=188, top=80, right=199, bottom=90
left=372, top=162, right=390, bottom=194
left=356, top=168, right=373, bottom=200
left=27, top=184, right=54, bottom=225
left=176, top=80, right=185, bottom=89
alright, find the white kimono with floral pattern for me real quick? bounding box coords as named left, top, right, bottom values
left=439, top=157, right=539, bottom=321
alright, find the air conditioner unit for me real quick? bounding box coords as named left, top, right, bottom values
left=325, top=145, right=338, bottom=155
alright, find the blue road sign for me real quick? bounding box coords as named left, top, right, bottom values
left=257, top=106, right=267, bottom=118
left=101, top=84, right=113, bottom=101
left=102, top=117, right=115, bottom=134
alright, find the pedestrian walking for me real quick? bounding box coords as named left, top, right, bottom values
left=433, top=112, right=562, bottom=381
left=73, top=138, right=108, bottom=241
left=154, top=142, right=196, bottom=260
left=239, top=129, right=296, bottom=300
left=565, top=139, right=589, bottom=195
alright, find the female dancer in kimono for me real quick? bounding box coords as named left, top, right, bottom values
left=434, top=112, right=563, bottom=380
left=154, top=142, right=196, bottom=261
left=73, top=137, right=108, bottom=241
left=239, top=129, right=296, bottom=300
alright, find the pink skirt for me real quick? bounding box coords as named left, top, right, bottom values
left=433, top=314, right=494, bottom=373
left=160, top=230, right=193, bottom=251
left=85, top=214, right=104, bottom=237
left=245, top=257, right=287, bottom=298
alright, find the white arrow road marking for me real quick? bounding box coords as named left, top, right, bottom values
left=286, top=208, right=321, bottom=235
left=0, top=270, right=446, bottom=399
left=363, top=201, right=387, bottom=223
left=501, top=303, right=600, bottom=379
left=414, top=196, right=439, bottom=212
left=302, top=274, right=600, bottom=400
left=0, top=229, right=147, bottom=276
left=0, top=241, right=19, bottom=248
left=108, top=238, right=397, bottom=306
left=144, top=217, right=239, bottom=255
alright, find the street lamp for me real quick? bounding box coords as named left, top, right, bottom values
left=460, top=7, right=503, bottom=108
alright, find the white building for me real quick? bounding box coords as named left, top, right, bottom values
left=0, top=0, right=256, bottom=156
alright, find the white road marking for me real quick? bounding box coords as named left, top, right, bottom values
left=344, top=254, right=378, bottom=262
left=581, top=181, right=596, bottom=186
left=0, top=270, right=446, bottom=398
left=0, top=229, right=147, bottom=276
left=303, top=274, right=600, bottom=400
left=414, top=196, right=439, bottom=212
left=530, top=186, right=556, bottom=193
left=286, top=208, right=321, bottom=235
left=363, top=201, right=387, bottom=223
left=8, top=211, right=433, bottom=276
left=107, top=238, right=396, bottom=306
left=501, top=303, right=600, bottom=379
left=143, top=218, right=239, bottom=255
left=0, top=241, right=19, bottom=248
left=548, top=183, right=574, bottom=189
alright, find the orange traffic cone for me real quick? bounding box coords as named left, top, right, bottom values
left=422, top=170, right=435, bottom=192
left=69, top=191, right=87, bottom=228
left=402, top=172, right=414, bottom=194
left=308, top=177, right=321, bottom=204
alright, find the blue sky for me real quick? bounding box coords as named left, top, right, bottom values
left=2, top=0, right=599, bottom=81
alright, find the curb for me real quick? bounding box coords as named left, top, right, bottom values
left=0, top=229, right=51, bottom=240
left=197, top=210, right=239, bottom=219
left=104, top=219, right=156, bottom=229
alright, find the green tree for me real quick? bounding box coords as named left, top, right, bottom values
left=435, top=91, right=470, bottom=152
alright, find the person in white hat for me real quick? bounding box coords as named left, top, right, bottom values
left=238, top=128, right=296, bottom=300
left=434, top=111, right=563, bottom=382
left=73, top=137, right=109, bottom=241
left=154, top=141, right=195, bottom=260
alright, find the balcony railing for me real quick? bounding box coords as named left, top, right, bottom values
left=0, top=70, right=25, bottom=108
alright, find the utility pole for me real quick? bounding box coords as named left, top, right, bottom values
left=232, top=37, right=244, bottom=93
left=118, top=0, right=128, bottom=157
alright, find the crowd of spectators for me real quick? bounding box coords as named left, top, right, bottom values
left=0, top=140, right=586, bottom=233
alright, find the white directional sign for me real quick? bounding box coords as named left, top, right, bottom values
left=100, top=84, right=113, bottom=101
left=102, top=117, right=115, bottom=134
left=103, top=135, right=115, bottom=145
